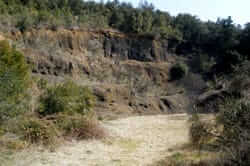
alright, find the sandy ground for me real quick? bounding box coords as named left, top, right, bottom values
left=6, top=114, right=190, bottom=166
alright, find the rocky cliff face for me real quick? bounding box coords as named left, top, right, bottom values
left=8, top=29, right=172, bottom=75
left=4, top=28, right=189, bottom=119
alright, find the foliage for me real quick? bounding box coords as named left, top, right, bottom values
left=16, top=11, right=35, bottom=32
left=0, top=40, right=31, bottom=121
left=215, top=99, right=250, bottom=165
left=0, top=0, right=179, bottom=39
left=170, top=63, right=188, bottom=81
left=238, top=23, right=250, bottom=57
left=217, top=100, right=250, bottom=144
left=214, top=50, right=244, bottom=74
left=153, top=26, right=183, bottom=41
left=174, top=14, right=204, bottom=45
left=39, top=81, right=95, bottom=116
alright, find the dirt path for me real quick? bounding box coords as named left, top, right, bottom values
left=9, top=114, right=190, bottom=166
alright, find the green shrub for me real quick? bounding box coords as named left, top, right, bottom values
left=170, top=63, right=188, bottom=81
left=39, top=81, right=95, bottom=116
left=217, top=99, right=250, bottom=145
left=191, top=98, right=250, bottom=165
left=0, top=40, right=31, bottom=121
left=215, top=99, right=250, bottom=165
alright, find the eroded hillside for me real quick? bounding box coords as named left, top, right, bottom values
left=1, top=29, right=195, bottom=119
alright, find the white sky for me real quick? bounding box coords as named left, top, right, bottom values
left=93, top=0, right=250, bottom=25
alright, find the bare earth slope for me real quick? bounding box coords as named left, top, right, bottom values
left=9, top=114, right=190, bottom=166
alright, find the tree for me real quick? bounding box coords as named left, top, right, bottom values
left=153, top=10, right=171, bottom=27
left=109, top=9, right=125, bottom=29
left=138, top=0, right=154, bottom=11
left=0, top=40, right=30, bottom=121
left=174, top=14, right=204, bottom=45
left=127, top=10, right=144, bottom=33
left=216, top=16, right=240, bottom=51
left=141, top=10, right=153, bottom=32
left=0, top=0, right=7, bottom=13
left=238, top=23, right=250, bottom=58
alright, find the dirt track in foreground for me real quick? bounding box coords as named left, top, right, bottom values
left=9, top=114, right=190, bottom=166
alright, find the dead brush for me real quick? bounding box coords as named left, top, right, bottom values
left=76, top=118, right=106, bottom=139
left=54, top=114, right=106, bottom=140
left=21, top=117, right=59, bottom=147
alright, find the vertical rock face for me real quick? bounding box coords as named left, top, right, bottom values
left=103, top=36, right=169, bottom=62
left=7, top=29, right=173, bottom=77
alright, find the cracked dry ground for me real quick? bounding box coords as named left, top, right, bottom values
left=8, top=114, right=190, bottom=166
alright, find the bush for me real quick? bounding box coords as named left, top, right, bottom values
left=3, top=116, right=59, bottom=147
left=39, top=81, right=95, bottom=116
left=213, top=99, right=250, bottom=165
left=55, top=114, right=105, bottom=140
left=189, top=114, right=214, bottom=148
left=170, top=63, right=188, bottom=81
left=190, top=98, right=250, bottom=165
left=20, top=117, right=59, bottom=146
left=37, top=78, right=48, bottom=90
left=0, top=40, right=31, bottom=121
left=217, top=99, right=250, bottom=143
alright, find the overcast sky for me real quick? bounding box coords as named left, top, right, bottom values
left=92, top=0, right=250, bottom=25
